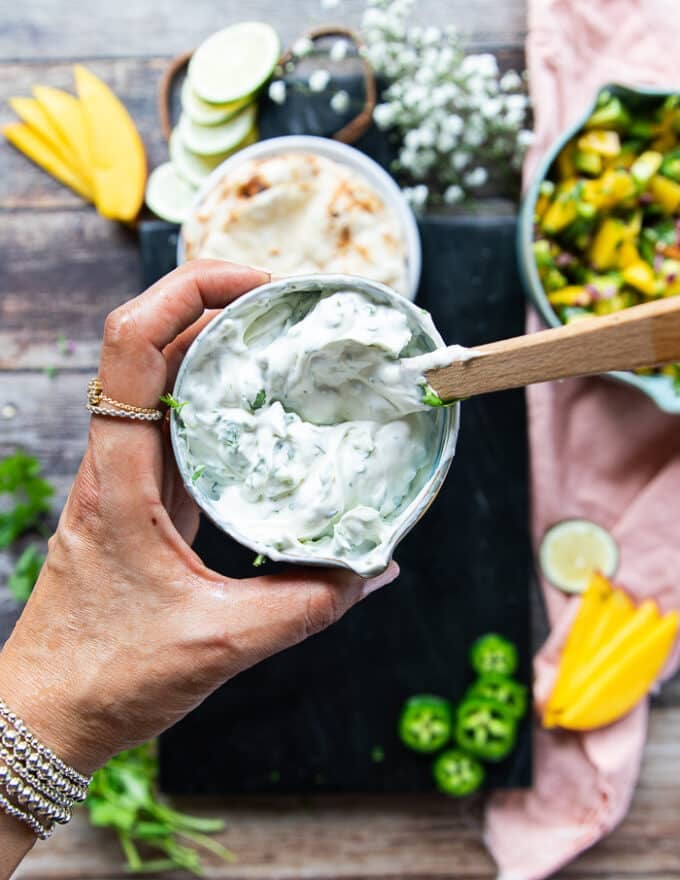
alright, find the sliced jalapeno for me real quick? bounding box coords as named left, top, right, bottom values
left=466, top=673, right=528, bottom=721
left=432, top=748, right=485, bottom=797
left=455, top=697, right=517, bottom=762
left=398, top=695, right=453, bottom=753
left=469, top=633, right=519, bottom=677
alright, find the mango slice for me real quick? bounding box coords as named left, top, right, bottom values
left=74, top=64, right=146, bottom=222
left=8, top=96, right=80, bottom=171
left=32, top=85, right=92, bottom=186
left=558, top=610, right=679, bottom=730
left=3, top=122, right=93, bottom=201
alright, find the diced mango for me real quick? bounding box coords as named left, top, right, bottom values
left=556, top=142, right=577, bottom=181
left=574, top=149, right=602, bottom=176
left=74, top=64, right=146, bottom=222
left=589, top=218, right=628, bottom=271
left=577, top=130, right=621, bottom=157
left=622, top=259, right=662, bottom=296
left=585, top=169, right=637, bottom=209
left=648, top=174, right=680, bottom=214
left=618, top=241, right=641, bottom=268
left=542, top=190, right=580, bottom=235
left=3, top=122, right=93, bottom=201
left=547, top=286, right=590, bottom=307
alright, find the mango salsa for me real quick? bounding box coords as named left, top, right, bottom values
left=532, top=90, right=680, bottom=391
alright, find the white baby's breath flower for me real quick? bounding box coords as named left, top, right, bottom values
left=465, top=166, right=488, bottom=187
left=292, top=37, right=313, bottom=58
left=268, top=80, right=286, bottom=105
left=402, top=184, right=429, bottom=211
left=506, top=93, right=529, bottom=112
left=373, top=102, right=395, bottom=129
left=481, top=97, right=502, bottom=119
left=330, top=90, right=350, bottom=113
left=517, top=128, right=535, bottom=148
left=309, top=69, right=331, bottom=92
left=451, top=151, right=469, bottom=171
left=500, top=69, right=523, bottom=92
left=463, top=126, right=485, bottom=147
left=329, top=39, right=349, bottom=61
left=444, top=184, right=464, bottom=204
left=422, top=26, right=441, bottom=45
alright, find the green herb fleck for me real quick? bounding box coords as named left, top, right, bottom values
left=253, top=553, right=267, bottom=567
left=43, top=366, right=57, bottom=380
left=191, top=465, right=205, bottom=483
left=160, top=393, right=187, bottom=413
left=250, top=389, right=267, bottom=411
left=371, top=745, right=385, bottom=764
left=8, top=544, right=45, bottom=603
left=421, top=383, right=445, bottom=407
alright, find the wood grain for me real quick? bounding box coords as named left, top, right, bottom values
left=0, top=0, right=527, bottom=61
left=428, top=297, right=680, bottom=400
left=13, top=707, right=680, bottom=879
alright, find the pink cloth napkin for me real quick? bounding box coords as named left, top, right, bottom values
left=484, top=2, right=680, bottom=877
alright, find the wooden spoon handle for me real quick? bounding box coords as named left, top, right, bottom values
left=426, top=296, right=680, bottom=401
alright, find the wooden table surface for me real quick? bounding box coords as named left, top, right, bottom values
left=1, top=1, right=679, bottom=877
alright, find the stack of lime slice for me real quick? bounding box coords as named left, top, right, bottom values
left=146, top=21, right=280, bottom=224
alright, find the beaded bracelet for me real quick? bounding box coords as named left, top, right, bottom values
left=0, top=699, right=92, bottom=840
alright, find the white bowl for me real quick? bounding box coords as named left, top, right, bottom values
left=177, top=135, right=422, bottom=301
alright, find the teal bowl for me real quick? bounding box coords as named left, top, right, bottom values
left=518, top=83, right=680, bottom=414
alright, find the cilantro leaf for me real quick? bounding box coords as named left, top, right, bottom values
left=0, top=451, right=53, bottom=548
left=159, top=393, right=187, bottom=413
left=8, top=544, right=45, bottom=603
left=249, top=389, right=266, bottom=411
left=253, top=553, right=267, bottom=567
left=421, top=383, right=445, bottom=407
left=191, top=465, right=205, bottom=483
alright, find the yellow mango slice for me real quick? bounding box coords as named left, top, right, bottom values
left=8, top=96, right=79, bottom=170
left=74, top=64, right=146, bottom=222
left=551, top=599, right=659, bottom=720
left=589, top=218, right=628, bottom=271
left=543, top=574, right=613, bottom=726
left=547, top=286, right=589, bottom=307
left=577, top=130, right=621, bottom=157
left=558, top=610, right=679, bottom=730
left=622, top=260, right=661, bottom=296
left=648, top=174, right=680, bottom=214
left=3, top=122, right=93, bottom=201
left=32, top=85, right=92, bottom=185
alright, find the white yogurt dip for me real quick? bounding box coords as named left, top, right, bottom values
left=174, top=285, right=468, bottom=575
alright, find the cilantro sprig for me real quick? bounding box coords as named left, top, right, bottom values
left=0, top=451, right=53, bottom=548
left=160, top=393, right=187, bottom=414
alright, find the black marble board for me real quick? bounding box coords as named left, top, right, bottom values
left=145, top=71, right=531, bottom=794
left=141, top=216, right=532, bottom=795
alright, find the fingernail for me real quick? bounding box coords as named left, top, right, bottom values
left=361, top=561, right=400, bottom=598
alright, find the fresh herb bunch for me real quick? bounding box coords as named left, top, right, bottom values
left=87, top=742, right=234, bottom=874
left=362, top=0, right=533, bottom=209
left=1, top=452, right=233, bottom=873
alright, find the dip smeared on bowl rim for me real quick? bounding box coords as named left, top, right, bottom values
left=171, top=277, right=462, bottom=576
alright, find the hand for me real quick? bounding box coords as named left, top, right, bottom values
left=0, top=260, right=398, bottom=777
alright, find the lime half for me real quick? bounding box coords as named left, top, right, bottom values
left=539, top=518, right=618, bottom=594
left=145, top=162, right=197, bottom=224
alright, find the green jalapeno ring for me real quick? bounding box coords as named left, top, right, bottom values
left=398, top=694, right=454, bottom=754
left=469, top=633, right=519, bottom=677
left=432, top=748, right=485, bottom=797
left=465, top=673, right=528, bottom=721
left=455, top=696, right=517, bottom=762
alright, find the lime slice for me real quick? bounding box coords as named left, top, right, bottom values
left=169, top=125, right=257, bottom=188
left=540, top=518, right=619, bottom=594
left=145, top=162, right=197, bottom=224
left=188, top=22, right=280, bottom=105
left=178, top=104, right=257, bottom=156
left=180, top=78, right=253, bottom=127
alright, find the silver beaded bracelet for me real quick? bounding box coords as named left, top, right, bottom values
left=0, top=699, right=92, bottom=840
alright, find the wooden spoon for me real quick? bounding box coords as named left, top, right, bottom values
left=426, top=296, right=680, bottom=401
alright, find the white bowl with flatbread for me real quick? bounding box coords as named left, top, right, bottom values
left=178, top=135, right=422, bottom=300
